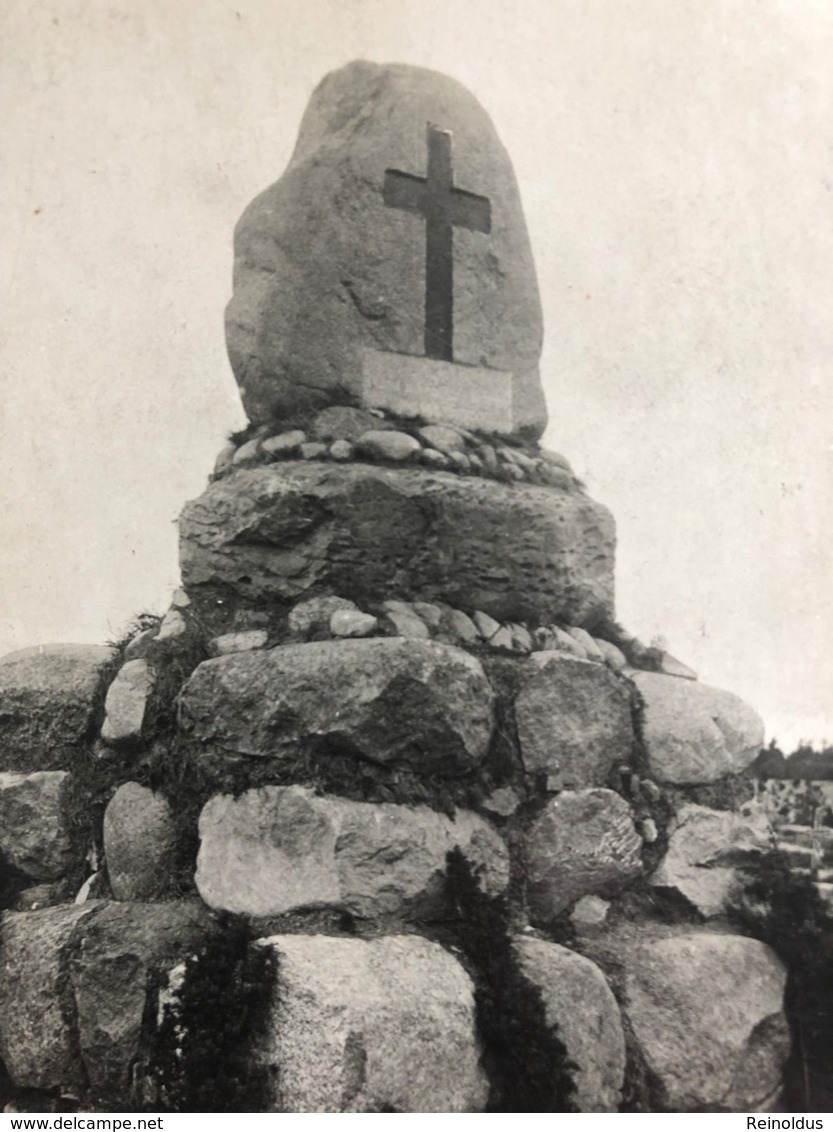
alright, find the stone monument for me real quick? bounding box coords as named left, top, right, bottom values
left=0, top=62, right=790, bottom=1114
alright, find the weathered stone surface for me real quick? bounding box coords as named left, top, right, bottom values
left=441, top=608, right=479, bottom=644
left=526, top=790, right=643, bottom=921
left=208, top=629, right=269, bottom=655
left=417, top=425, right=466, bottom=455
left=595, top=638, right=627, bottom=670
left=0, top=770, right=81, bottom=880
left=552, top=626, right=587, bottom=658
left=650, top=802, right=772, bottom=917
left=256, top=933, right=488, bottom=1112
left=329, top=439, right=354, bottom=461
left=214, top=441, right=237, bottom=475
left=103, top=782, right=180, bottom=901
left=300, top=441, right=328, bottom=460
left=514, top=654, right=633, bottom=789
left=381, top=600, right=431, bottom=638
left=356, top=429, right=421, bottom=463
left=123, top=626, right=159, bottom=662
left=179, top=638, right=494, bottom=777
left=472, top=609, right=501, bottom=640
left=287, top=595, right=356, bottom=638
left=179, top=463, right=615, bottom=627
left=197, top=785, right=508, bottom=919
left=311, top=406, right=394, bottom=443
left=225, top=60, right=545, bottom=439
left=421, top=447, right=451, bottom=470
left=480, top=785, right=521, bottom=817
left=261, top=429, right=306, bottom=458
left=155, top=608, right=187, bottom=643
left=100, top=658, right=154, bottom=744
left=0, top=903, right=96, bottom=1092
left=622, top=932, right=789, bottom=1111
left=0, top=644, right=113, bottom=772
left=69, top=900, right=217, bottom=1102
left=513, top=937, right=625, bottom=1112
left=565, top=626, right=604, bottom=661
left=631, top=672, right=765, bottom=785
left=541, top=449, right=573, bottom=472
left=12, top=879, right=74, bottom=911
left=570, top=895, right=611, bottom=937
left=329, top=609, right=379, bottom=638
left=233, top=437, right=261, bottom=466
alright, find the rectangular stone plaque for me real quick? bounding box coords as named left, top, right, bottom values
left=360, top=347, right=513, bottom=433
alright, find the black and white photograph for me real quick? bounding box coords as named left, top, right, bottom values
left=1, top=0, right=831, bottom=1116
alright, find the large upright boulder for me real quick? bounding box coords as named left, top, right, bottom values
left=0, top=644, right=113, bottom=771
left=254, top=933, right=488, bottom=1112
left=513, top=937, right=626, bottom=1112
left=178, top=462, right=615, bottom=626
left=0, top=904, right=98, bottom=1093
left=179, top=637, right=494, bottom=777
left=68, top=901, right=218, bottom=1103
left=225, top=60, right=545, bottom=438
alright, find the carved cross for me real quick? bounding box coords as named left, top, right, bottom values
left=384, top=124, right=491, bottom=362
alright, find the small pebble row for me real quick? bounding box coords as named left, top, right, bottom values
left=211, top=411, right=579, bottom=491
left=209, top=596, right=697, bottom=682
left=209, top=593, right=631, bottom=670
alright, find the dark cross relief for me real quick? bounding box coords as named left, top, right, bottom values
left=384, top=124, right=491, bottom=362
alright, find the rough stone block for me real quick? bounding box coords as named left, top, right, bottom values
left=178, top=638, right=494, bottom=778
left=0, top=904, right=97, bottom=1092
left=0, top=770, right=82, bottom=880
left=178, top=462, right=615, bottom=628
left=68, top=900, right=217, bottom=1103
left=513, top=937, right=626, bottom=1112
left=0, top=644, right=113, bottom=772
left=254, top=933, right=489, bottom=1112
left=650, top=802, right=773, bottom=917
left=622, top=932, right=789, bottom=1111
left=526, top=789, right=643, bottom=922
left=196, top=785, right=508, bottom=919
left=631, top=672, right=765, bottom=785
left=514, top=654, right=633, bottom=789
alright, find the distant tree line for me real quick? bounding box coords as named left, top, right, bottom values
left=754, top=740, right=833, bottom=781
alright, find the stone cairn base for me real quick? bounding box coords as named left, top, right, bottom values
left=0, top=409, right=788, bottom=1113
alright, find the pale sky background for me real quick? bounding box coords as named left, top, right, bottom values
left=1, top=0, right=831, bottom=748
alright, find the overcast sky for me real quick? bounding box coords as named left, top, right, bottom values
left=2, top=0, right=831, bottom=747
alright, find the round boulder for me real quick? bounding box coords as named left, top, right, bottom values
left=103, top=782, right=180, bottom=901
